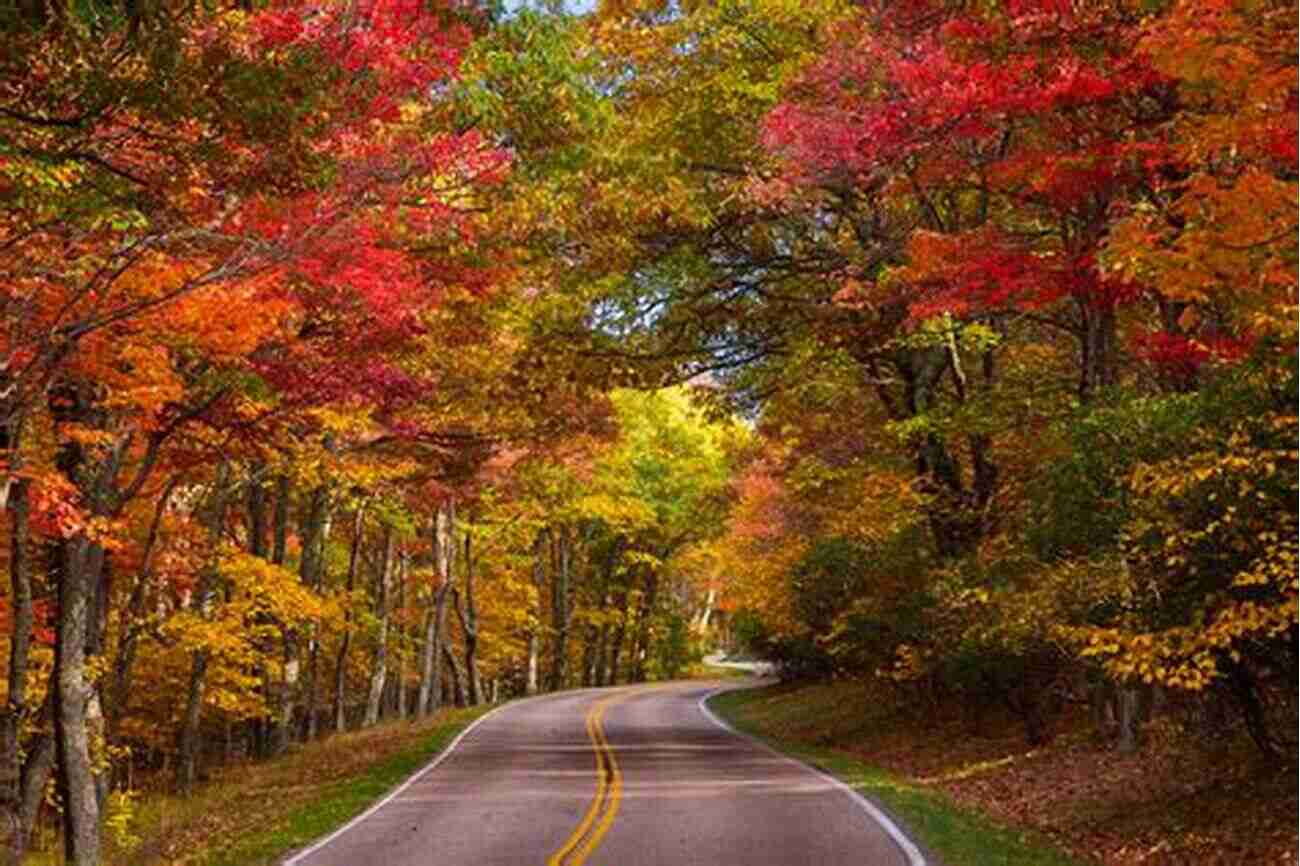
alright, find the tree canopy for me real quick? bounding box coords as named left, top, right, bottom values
left=0, top=0, right=1294, bottom=861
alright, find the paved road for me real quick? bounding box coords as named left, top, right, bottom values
left=700, top=652, right=777, bottom=676
left=285, top=681, right=923, bottom=866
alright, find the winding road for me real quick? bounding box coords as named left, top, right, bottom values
left=284, top=680, right=924, bottom=866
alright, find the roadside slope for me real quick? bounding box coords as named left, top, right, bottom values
left=93, top=705, right=493, bottom=866
left=709, top=680, right=1297, bottom=866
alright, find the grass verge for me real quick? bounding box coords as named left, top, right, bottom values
left=93, top=704, right=494, bottom=866
left=708, top=684, right=1083, bottom=866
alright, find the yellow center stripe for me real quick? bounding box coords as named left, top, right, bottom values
left=572, top=706, right=622, bottom=864
left=547, top=691, right=633, bottom=866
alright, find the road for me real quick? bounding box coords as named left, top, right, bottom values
left=285, top=680, right=924, bottom=866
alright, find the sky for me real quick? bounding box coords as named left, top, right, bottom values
left=502, top=0, right=599, bottom=16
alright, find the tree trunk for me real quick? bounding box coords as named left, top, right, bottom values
left=1, top=423, right=34, bottom=863
left=1224, top=661, right=1279, bottom=759
left=271, top=475, right=289, bottom=565
left=580, top=625, right=598, bottom=688
left=593, top=601, right=611, bottom=688
left=453, top=531, right=482, bottom=705
left=107, top=479, right=177, bottom=743
left=1116, top=685, right=1141, bottom=754
left=442, top=645, right=466, bottom=708
left=87, top=549, right=112, bottom=813
left=54, top=535, right=103, bottom=866
left=392, top=552, right=410, bottom=720
left=1089, top=678, right=1115, bottom=740
left=630, top=566, right=659, bottom=684
left=269, top=480, right=315, bottom=754
left=418, top=500, right=455, bottom=716
left=15, top=723, right=53, bottom=866
left=253, top=476, right=290, bottom=755
left=176, top=472, right=231, bottom=794
left=292, top=486, right=330, bottom=746
left=693, top=588, right=717, bottom=632
left=607, top=589, right=629, bottom=686
left=303, top=641, right=321, bottom=740
left=874, top=345, right=1000, bottom=561
left=1079, top=302, right=1118, bottom=400
left=274, top=650, right=300, bottom=747
left=425, top=581, right=453, bottom=713
left=549, top=526, right=571, bottom=692
left=589, top=541, right=622, bottom=688
left=524, top=528, right=547, bottom=696
left=364, top=526, right=395, bottom=728
left=175, top=651, right=209, bottom=794
left=45, top=388, right=117, bottom=865
left=247, top=472, right=268, bottom=559
left=333, top=507, right=366, bottom=734
left=525, top=632, right=541, bottom=696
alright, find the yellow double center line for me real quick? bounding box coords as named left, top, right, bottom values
left=546, top=691, right=633, bottom=866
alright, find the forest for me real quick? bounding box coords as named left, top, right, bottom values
left=0, top=0, right=1296, bottom=863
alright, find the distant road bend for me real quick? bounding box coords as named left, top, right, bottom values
left=284, top=679, right=925, bottom=866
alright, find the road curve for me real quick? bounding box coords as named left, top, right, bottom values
left=284, top=681, right=923, bottom=866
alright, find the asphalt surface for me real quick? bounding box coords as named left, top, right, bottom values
left=285, top=680, right=921, bottom=866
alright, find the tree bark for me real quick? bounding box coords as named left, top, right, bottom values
left=589, top=540, right=622, bottom=687
left=15, top=723, right=53, bottom=866
left=581, top=625, right=598, bottom=688
left=1, top=418, right=34, bottom=863
left=254, top=475, right=290, bottom=756
left=866, top=344, right=1001, bottom=561
left=247, top=472, right=268, bottom=559
left=1116, top=685, right=1141, bottom=754
left=333, top=507, right=366, bottom=734
left=292, top=485, right=331, bottom=745
left=693, top=587, right=717, bottom=632
left=176, top=471, right=231, bottom=794
left=303, top=640, right=321, bottom=740
left=418, top=500, right=455, bottom=715
left=271, top=475, right=289, bottom=566
left=88, top=549, right=111, bottom=812
left=392, top=552, right=410, bottom=720
left=364, top=526, right=395, bottom=728
left=441, top=644, right=466, bottom=708
left=525, top=632, right=541, bottom=696
left=607, top=589, right=629, bottom=686
left=175, top=651, right=209, bottom=794
left=1079, top=302, right=1118, bottom=400
left=592, top=600, right=611, bottom=688
left=49, top=395, right=144, bottom=865
left=548, top=526, right=571, bottom=691
left=270, top=480, right=318, bottom=754
left=107, top=478, right=177, bottom=743
left=453, top=530, right=482, bottom=705
left=1224, top=660, right=1280, bottom=759
left=54, top=535, right=103, bottom=866
left=46, top=385, right=115, bottom=865
left=524, top=528, right=547, bottom=695
left=630, top=565, right=659, bottom=684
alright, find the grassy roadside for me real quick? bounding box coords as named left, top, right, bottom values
left=708, top=684, right=1083, bottom=866
left=708, top=679, right=1297, bottom=865
left=87, top=704, right=495, bottom=866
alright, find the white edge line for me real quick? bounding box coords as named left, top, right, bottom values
left=697, top=685, right=927, bottom=866
left=282, top=699, right=519, bottom=866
